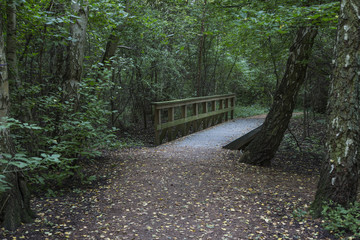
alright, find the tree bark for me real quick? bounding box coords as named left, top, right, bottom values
left=196, top=0, right=207, bottom=97
left=0, top=19, right=35, bottom=231
left=240, top=27, right=317, bottom=166
left=63, top=1, right=89, bottom=99
left=102, top=24, right=125, bottom=69
left=6, top=0, right=19, bottom=88
left=49, top=2, right=66, bottom=84
left=311, top=0, right=360, bottom=217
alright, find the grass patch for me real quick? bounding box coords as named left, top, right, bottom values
left=234, top=104, right=269, bottom=118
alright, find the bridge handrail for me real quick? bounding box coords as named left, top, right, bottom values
left=152, top=93, right=236, bottom=145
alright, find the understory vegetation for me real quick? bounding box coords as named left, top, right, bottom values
left=1, top=0, right=359, bottom=238
left=2, top=0, right=335, bottom=193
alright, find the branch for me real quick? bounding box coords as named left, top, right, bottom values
left=287, top=126, right=302, bottom=153
left=118, top=45, right=134, bottom=50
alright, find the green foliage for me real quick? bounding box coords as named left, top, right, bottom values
left=0, top=119, right=61, bottom=193
left=0, top=175, right=10, bottom=193
left=234, top=104, right=268, bottom=118
left=321, top=201, right=360, bottom=239
left=6, top=72, right=119, bottom=189
left=292, top=207, right=307, bottom=221
left=1, top=0, right=337, bottom=195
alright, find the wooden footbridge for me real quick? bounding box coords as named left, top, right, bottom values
left=152, top=94, right=236, bottom=145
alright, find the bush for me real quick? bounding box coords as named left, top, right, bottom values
left=4, top=76, right=120, bottom=191
left=321, top=201, right=360, bottom=239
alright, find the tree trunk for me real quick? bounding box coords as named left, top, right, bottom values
left=6, top=0, right=19, bottom=88
left=196, top=0, right=207, bottom=97
left=63, top=1, right=89, bottom=99
left=240, top=27, right=317, bottom=166
left=102, top=24, right=125, bottom=69
left=49, top=2, right=66, bottom=84
left=0, top=20, right=35, bottom=231
left=310, top=0, right=360, bottom=217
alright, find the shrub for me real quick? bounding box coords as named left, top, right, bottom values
left=321, top=201, right=360, bottom=239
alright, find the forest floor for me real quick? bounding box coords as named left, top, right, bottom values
left=1, top=114, right=337, bottom=240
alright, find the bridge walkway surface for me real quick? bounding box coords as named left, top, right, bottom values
left=160, top=116, right=264, bottom=149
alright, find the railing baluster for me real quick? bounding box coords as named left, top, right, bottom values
left=211, top=100, right=216, bottom=126
left=230, top=97, right=235, bottom=119
left=219, top=99, right=224, bottom=123
left=193, top=103, right=199, bottom=132
left=167, top=107, right=175, bottom=141
left=152, top=94, right=235, bottom=145
left=225, top=98, right=229, bottom=121
left=181, top=105, right=187, bottom=136
left=154, top=107, right=161, bottom=145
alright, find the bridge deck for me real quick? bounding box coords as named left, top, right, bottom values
left=159, top=117, right=264, bottom=149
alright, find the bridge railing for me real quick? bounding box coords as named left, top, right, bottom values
left=152, top=93, right=236, bottom=145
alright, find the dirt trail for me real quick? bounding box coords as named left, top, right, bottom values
left=2, top=114, right=333, bottom=240
left=83, top=114, right=329, bottom=240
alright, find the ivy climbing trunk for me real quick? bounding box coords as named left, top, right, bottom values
left=0, top=20, right=34, bottom=230
left=240, top=27, right=317, bottom=166
left=63, top=0, right=89, bottom=100
left=310, top=0, right=360, bottom=217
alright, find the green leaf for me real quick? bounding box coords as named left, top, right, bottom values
left=8, top=161, right=28, bottom=168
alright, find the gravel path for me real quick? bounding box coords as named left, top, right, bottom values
left=162, top=117, right=265, bottom=149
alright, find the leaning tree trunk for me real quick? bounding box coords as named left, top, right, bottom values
left=63, top=0, right=89, bottom=100
left=0, top=20, right=35, bottom=230
left=240, top=27, right=317, bottom=166
left=310, top=0, right=360, bottom=217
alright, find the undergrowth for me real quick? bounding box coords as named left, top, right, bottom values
left=321, top=201, right=360, bottom=239
left=234, top=104, right=269, bottom=118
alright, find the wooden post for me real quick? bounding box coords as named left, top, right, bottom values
left=230, top=96, right=235, bottom=120
left=167, top=107, right=175, bottom=141
left=193, top=103, right=199, bottom=132
left=202, top=102, right=208, bottom=128
left=181, top=105, right=187, bottom=136
left=225, top=98, right=229, bottom=121
left=219, top=99, right=223, bottom=123
left=211, top=100, right=216, bottom=126
left=154, top=106, right=161, bottom=145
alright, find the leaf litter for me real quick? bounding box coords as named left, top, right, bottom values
left=1, top=116, right=337, bottom=239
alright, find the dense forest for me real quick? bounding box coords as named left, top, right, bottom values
left=0, top=0, right=359, bottom=239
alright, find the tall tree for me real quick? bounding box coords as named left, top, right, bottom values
left=240, top=27, right=317, bottom=166
left=6, top=0, right=19, bottom=88
left=63, top=0, right=89, bottom=100
left=196, top=0, right=207, bottom=97
left=310, top=0, right=360, bottom=216
left=0, top=15, right=34, bottom=230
